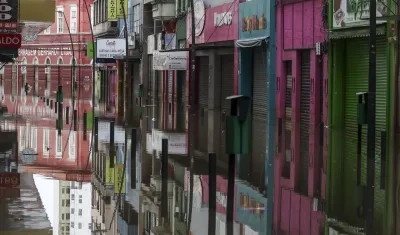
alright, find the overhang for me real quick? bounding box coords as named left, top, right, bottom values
left=329, top=24, right=386, bottom=39
left=19, top=0, right=56, bottom=39
left=235, top=36, right=269, bottom=48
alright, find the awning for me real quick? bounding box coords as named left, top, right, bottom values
left=235, top=36, right=269, bottom=48
left=329, top=24, right=386, bottom=39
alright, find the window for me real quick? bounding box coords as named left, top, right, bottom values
left=71, top=222, right=74, bottom=228
left=71, top=208, right=75, bottom=214
left=78, top=209, right=82, bottom=216
left=70, top=5, right=77, bottom=33
left=90, top=4, right=94, bottom=28
left=19, top=126, right=26, bottom=150
left=43, top=129, right=50, bottom=155
left=88, top=223, right=92, bottom=230
left=62, top=213, right=65, bottom=220
left=133, top=4, right=140, bottom=34
left=66, top=226, right=70, bottom=232
left=78, top=223, right=82, bottom=229
left=62, top=200, right=65, bottom=206
left=33, top=57, right=39, bottom=95
left=79, top=195, right=82, bottom=203
left=69, top=131, right=76, bottom=158
left=71, top=194, right=75, bottom=200
left=30, top=128, right=37, bottom=150
left=66, top=199, right=70, bottom=207
left=44, top=26, right=51, bottom=34
left=45, top=58, right=51, bottom=94
left=66, top=213, right=70, bottom=220
left=56, top=133, right=62, bottom=156
left=62, top=188, right=65, bottom=194
left=66, top=187, right=70, bottom=194
left=57, top=7, right=64, bottom=33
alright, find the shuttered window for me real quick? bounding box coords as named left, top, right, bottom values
left=251, top=46, right=267, bottom=190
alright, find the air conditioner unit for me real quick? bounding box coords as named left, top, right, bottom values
left=45, top=68, right=50, bottom=74
left=128, top=33, right=136, bottom=49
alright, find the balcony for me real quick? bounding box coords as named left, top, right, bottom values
left=151, top=0, right=176, bottom=20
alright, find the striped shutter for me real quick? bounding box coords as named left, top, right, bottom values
left=299, top=51, right=310, bottom=194
left=197, top=56, right=209, bottom=153
left=220, top=55, right=234, bottom=162
left=251, top=46, right=267, bottom=189
left=343, top=36, right=387, bottom=229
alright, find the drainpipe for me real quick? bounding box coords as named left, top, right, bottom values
left=266, top=0, right=277, bottom=234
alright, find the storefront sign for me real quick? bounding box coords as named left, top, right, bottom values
left=238, top=0, right=269, bottom=40
left=147, top=35, right=155, bottom=55
left=153, top=51, right=188, bottom=71
left=0, top=0, right=18, bottom=31
left=151, top=129, right=187, bottom=155
left=114, top=163, right=126, bottom=194
left=194, top=0, right=206, bottom=36
left=97, top=38, right=126, bottom=59
left=239, top=192, right=265, bottom=216
left=241, top=14, right=266, bottom=32
left=18, top=47, right=73, bottom=57
left=214, top=12, right=233, bottom=26
left=0, top=172, right=20, bottom=188
left=107, top=0, right=117, bottom=20
left=332, top=0, right=387, bottom=28
left=0, top=33, right=21, bottom=48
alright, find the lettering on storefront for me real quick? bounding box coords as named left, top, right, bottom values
left=214, top=11, right=233, bottom=26
left=18, top=47, right=73, bottom=57
left=239, top=192, right=265, bottom=217
left=241, top=14, right=266, bottom=32
left=18, top=105, right=57, bottom=119
left=0, top=173, right=20, bottom=188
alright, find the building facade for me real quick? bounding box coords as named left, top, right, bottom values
left=273, top=0, right=328, bottom=233
left=54, top=180, right=71, bottom=235
left=70, top=182, right=92, bottom=234
left=327, top=0, right=393, bottom=234
left=235, top=0, right=275, bottom=232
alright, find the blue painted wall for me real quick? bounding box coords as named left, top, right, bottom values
left=235, top=181, right=267, bottom=233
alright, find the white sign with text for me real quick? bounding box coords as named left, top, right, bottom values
left=153, top=51, right=188, bottom=71
left=214, top=12, right=233, bottom=26
left=151, top=129, right=187, bottom=155
left=96, top=38, right=126, bottom=59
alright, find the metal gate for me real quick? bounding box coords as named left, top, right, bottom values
left=251, top=46, right=267, bottom=189
left=220, top=55, right=234, bottom=162
left=343, top=36, right=387, bottom=229
left=299, top=51, right=310, bottom=194
left=197, top=56, right=209, bottom=153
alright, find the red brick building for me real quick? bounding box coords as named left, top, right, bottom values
left=1, top=0, right=94, bottom=101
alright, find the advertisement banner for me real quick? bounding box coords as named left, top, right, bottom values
left=0, top=172, right=20, bottom=188
left=20, top=0, right=55, bottom=23
left=0, top=34, right=22, bottom=48
left=107, top=0, right=117, bottom=21
left=238, top=0, right=268, bottom=40
left=332, top=0, right=388, bottom=28
left=153, top=51, right=188, bottom=71
left=114, top=163, right=126, bottom=194
left=96, top=38, right=126, bottom=61
left=105, top=156, right=115, bottom=186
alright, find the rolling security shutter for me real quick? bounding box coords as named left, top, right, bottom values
left=299, top=51, right=310, bottom=194
left=251, top=46, right=267, bottom=189
left=168, top=71, right=173, bottom=129
left=198, top=56, right=209, bottom=153
left=343, top=36, right=387, bottom=229
left=220, top=55, right=234, bottom=161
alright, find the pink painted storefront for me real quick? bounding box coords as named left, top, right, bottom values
left=186, top=1, right=239, bottom=160
left=274, top=0, right=328, bottom=234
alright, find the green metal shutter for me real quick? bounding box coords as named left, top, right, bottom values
left=198, top=56, right=209, bottom=153
left=251, top=46, right=267, bottom=189
left=220, top=55, right=234, bottom=162
left=343, top=36, right=387, bottom=229
left=300, top=51, right=310, bottom=194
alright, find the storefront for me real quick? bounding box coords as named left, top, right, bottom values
left=235, top=180, right=267, bottom=234
left=235, top=0, right=273, bottom=193
left=328, top=3, right=391, bottom=233
left=186, top=0, right=239, bottom=160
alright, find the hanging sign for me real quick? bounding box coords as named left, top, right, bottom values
left=0, top=0, right=18, bottom=32
left=0, top=172, right=20, bottom=188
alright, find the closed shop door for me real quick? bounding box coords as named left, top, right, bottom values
left=343, top=36, right=387, bottom=229
left=133, top=63, right=140, bottom=120
left=251, top=46, right=267, bottom=189
left=299, top=51, right=310, bottom=194
left=197, top=56, right=209, bottom=153
left=220, top=55, right=234, bottom=162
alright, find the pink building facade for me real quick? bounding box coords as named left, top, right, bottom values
left=274, top=0, right=328, bottom=234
